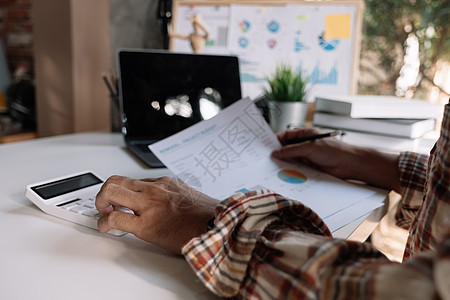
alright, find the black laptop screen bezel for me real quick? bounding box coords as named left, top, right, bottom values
left=117, top=49, right=242, bottom=140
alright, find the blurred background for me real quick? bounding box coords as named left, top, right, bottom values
left=0, top=0, right=448, bottom=141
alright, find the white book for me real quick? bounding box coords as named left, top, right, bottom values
left=339, top=130, right=421, bottom=153
left=314, top=95, right=442, bottom=119
left=313, top=112, right=436, bottom=139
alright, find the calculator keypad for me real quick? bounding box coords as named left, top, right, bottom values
left=58, top=198, right=102, bottom=220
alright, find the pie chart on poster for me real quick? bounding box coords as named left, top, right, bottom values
left=277, top=169, right=307, bottom=184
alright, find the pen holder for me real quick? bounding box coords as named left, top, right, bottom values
left=269, top=101, right=309, bottom=133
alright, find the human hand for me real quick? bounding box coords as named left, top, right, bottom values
left=272, top=128, right=400, bottom=190
left=95, top=176, right=218, bottom=254
left=272, top=128, right=359, bottom=179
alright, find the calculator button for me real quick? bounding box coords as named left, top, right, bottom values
left=58, top=198, right=82, bottom=209
left=81, top=201, right=95, bottom=209
left=82, top=209, right=99, bottom=217
left=91, top=213, right=102, bottom=220
left=69, top=205, right=87, bottom=213
left=61, top=203, right=76, bottom=209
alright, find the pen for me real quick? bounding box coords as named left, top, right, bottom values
left=102, top=72, right=117, bottom=96
left=284, top=130, right=345, bottom=145
left=109, top=73, right=118, bottom=92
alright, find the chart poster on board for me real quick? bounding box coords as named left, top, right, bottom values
left=172, top=3, right=357, bottom=100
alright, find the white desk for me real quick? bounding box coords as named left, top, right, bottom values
left=0, top=132, right=387, bottom=300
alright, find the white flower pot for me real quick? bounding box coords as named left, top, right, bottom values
left=269, top=101, right=309, bottom=133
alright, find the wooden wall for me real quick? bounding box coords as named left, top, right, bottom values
left=33, top=0, right=111, bottom=137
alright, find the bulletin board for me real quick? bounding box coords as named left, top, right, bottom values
left=170, top=0, right=364, bottom=101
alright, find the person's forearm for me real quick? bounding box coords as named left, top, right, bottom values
left=183, top=189, right=445, bottom=299
left=182, top=189, right=332, bottom=298
left=348, top=147, right=401, bottom=192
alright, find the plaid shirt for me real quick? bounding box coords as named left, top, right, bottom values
left=183, top=104, right=450, bottom=299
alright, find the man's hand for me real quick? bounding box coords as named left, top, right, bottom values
left=95, top=176, right=218, bottom=254
left=273, top=128, right=360, bottom=179
left=272, top=128, right=401, bottom=192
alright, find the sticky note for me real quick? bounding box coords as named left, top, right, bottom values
left=324, top=14, right=351, bottom=39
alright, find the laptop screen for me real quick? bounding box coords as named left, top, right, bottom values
left=118, top=50, right=242, bottom=140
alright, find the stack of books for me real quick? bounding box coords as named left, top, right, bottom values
left=313, top=95, right=442, bottom=153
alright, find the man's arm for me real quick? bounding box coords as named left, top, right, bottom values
left=394, top=151, right=428, bottom=229
left=183, top=189, right=448, bottom=299
left=272, top=128, right=431, bottom=232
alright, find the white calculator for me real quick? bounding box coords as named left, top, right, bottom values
left=26, top=171, right=127, bottom=236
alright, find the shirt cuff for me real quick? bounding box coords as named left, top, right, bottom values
left=182, top=189, right=331, bottom=297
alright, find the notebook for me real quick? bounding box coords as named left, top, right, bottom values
left=117, top=49, right=242, bottom=167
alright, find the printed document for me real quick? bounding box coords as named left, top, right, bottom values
left=150, top=98, right=383, bottom=232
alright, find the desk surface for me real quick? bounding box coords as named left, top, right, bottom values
left=0, top=132, right=217, bottom=300
left=0, top=132, right=387, bottom=300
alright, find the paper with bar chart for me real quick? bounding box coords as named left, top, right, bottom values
left=150, top=98, right=384, bottom=232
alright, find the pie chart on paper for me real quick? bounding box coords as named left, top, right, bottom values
left=277, top=169, right=307, bottom=184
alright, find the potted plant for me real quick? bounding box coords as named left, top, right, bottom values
left=263, top=64, right=310, bottom=132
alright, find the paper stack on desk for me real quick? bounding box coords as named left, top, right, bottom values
left=313, top=95, right=442, bottom=153
left=150, top=98, right=386, bottom=234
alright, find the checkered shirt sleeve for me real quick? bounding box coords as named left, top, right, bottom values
left=182, top=104, right=450, bottom=299
left=182, top=191, right=450, bottom=299
left=395, top=151, right=428, bottom=229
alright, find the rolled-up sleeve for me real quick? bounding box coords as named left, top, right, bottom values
left=182, top=190, right=331, bottom=297
left=182, top=189, right=449, bottom=299
left=395, top=151, right=428, bottom=229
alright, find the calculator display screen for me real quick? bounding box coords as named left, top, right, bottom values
left=31, top=173, right=103, bottom=200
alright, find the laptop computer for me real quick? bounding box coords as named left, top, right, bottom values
left=117, top=49, right=242, bottom=167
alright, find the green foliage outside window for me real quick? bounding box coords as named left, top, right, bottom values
left=359, top=0, right=450, bottom=100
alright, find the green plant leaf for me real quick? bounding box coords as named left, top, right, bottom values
left=263, top=64, right=309, bottom=102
